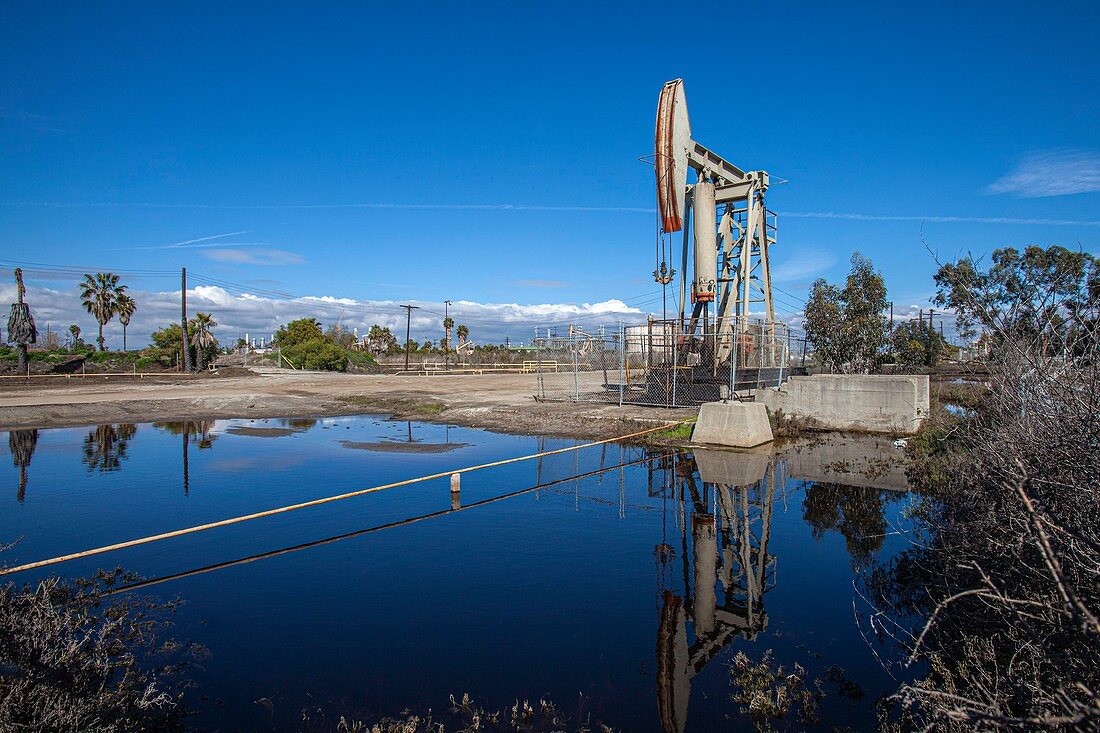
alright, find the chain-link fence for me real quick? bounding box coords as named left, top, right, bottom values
left=534, top=319, right=808, bottom=407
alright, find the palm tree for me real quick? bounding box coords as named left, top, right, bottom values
left=442, top=316, right=454, bottom=353
left=79, top=273, right=125, bottom=351
left=457, top=324, right=469, bottom=345
left=8, top=268, right=36, bottom=372
left=190, top=312, right=217, bottom=370
left=68, top=324, right=81, bottom=348
left=115, top=293, right=136, bottom=351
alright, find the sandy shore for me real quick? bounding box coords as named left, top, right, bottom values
left=0, top=367, right=696, bottom=438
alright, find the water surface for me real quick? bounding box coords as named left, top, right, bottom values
left=2, top=417, right=916, bottom=731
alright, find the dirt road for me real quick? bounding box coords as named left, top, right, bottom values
left=0, top=368, right=696, bottom=438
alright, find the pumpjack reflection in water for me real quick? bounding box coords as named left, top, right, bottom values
left=655, top=448, right=778, bottom=733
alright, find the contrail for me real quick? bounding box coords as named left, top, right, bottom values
left=120, top=230, right=253, bottom=251
left=5, top=200, right=1098, bottom=227
left=777, top=211, right=1100, bottom=227
left=131, top=241, right=271, bottom=251
left=167, top=230, right=248, bottom=246
left=2, top=201, right=654, bottom=213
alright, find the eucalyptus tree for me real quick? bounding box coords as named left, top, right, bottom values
left=115, top=293, right=136, bottom=351
left=79, top=272, right=126, bottom=351
left=933, top=244, right=1099, bottom=357
left=803, top=253, right=889, bottom=373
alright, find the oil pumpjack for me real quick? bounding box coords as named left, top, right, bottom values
left=651, top=79, right=788, bottom=396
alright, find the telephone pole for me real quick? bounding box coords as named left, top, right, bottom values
left=443, top=299, right=452, bottom=369
left=400, top=304, right=420, bottom=371
left=181, top=268, right=192, bottom=373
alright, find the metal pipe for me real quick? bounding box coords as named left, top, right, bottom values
left=692, top=180, right=717, bottom=306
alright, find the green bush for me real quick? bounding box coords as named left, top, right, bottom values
left=345, top=349, right=379, bottom=371
left=135, top=356, right=158, bottom=369
left=140, top=347, right=177, bottom=367
left=282, top=338, right=348, bottom=371
left=275, top=318, right=323, bottom=349
left=85, top=351, right=115, bottom=364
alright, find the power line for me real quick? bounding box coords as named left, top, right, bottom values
left=0, top=258, right=177, bottom=277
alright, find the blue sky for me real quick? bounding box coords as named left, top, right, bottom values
left=2, top=1, right=1099, bottom=345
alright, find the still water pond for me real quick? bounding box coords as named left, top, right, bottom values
left=2, top=417, right=916, bottom=731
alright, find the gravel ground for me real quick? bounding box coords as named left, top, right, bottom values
left=0, top=367, right=697, bottom=439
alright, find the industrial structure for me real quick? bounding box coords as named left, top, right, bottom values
left=535, top=79, right=800, bottom=406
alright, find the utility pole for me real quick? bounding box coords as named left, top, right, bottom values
left=400, top=304, right=420, bottom=371
left=889, top=301, right=894, bottom=330
left=181, top=268, right=192, bottom=373
left=928, top=309, right=934, bottom=333
left=443, top=299, right=452, bottom=370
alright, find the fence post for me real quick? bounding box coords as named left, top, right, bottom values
left=670, top=324, right=679, bottom=408
left=777, top=335, right=786, bottom=389
left=573, top=336, right=580, bottom=402
left=729, top=316, right=739, bottom=400
left=618, top=323, right=625, bottom=407
left=786, top=326, right=792, bottom=370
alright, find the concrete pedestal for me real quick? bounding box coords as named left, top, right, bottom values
left=691, top=401, right=774, bottom=448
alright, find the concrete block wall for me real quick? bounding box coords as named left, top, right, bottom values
left=755, top=374, right=929, bottom=435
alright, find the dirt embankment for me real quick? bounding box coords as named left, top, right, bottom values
left=0, top=369, right=696, bottom=440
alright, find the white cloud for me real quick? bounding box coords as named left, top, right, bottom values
left=770, top=249, right=838, bottom=284
left=202, top=248, right=305, bottom=266
left=987, top=149, right=1100, bottom=198
left=2, top=283, right=652, bottom=349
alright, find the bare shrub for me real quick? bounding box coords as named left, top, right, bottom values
left=0, top=567, right=193, bottom=731
left=870, top=246, right=1100, bottom=730
left=729, top=650, right=823, bottom=732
